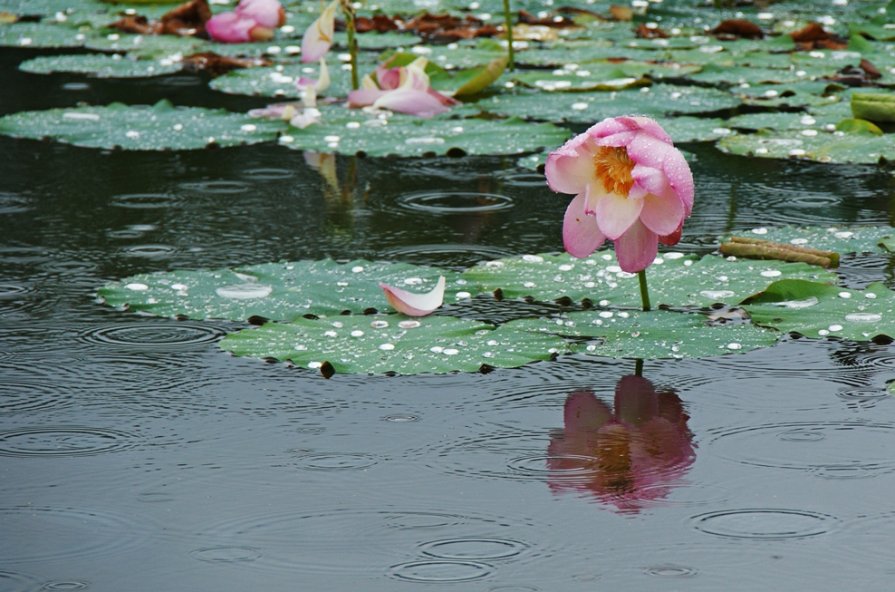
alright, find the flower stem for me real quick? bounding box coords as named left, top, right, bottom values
left=342, top=0, right=359, bottom=90
left=638, top=269, right=651, bottom=312
left=502, top=0, right=515, bottom=70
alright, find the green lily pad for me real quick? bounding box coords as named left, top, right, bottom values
left=717, top=129, right=895, bottom=165
left=0, top=0, right=102, bottom=18
left=742, top=279, right=895, bottom=341
left=727, top=225, right=895, bottom=254
left=655, top=116, right=734, bottom=142
left=685, top=62, right=835, bottom=86
left=511, top=60, right=699, bottom=92
left=276, top=107, right=570, bottom=157
left=98, top=259, right=464, bottom=319
left=477, top=84, right=740, bottom=123
left=514, top=43, right=660, bottom=68
left=735, top=81, right=844, bottom=108
left=220, top=315, right=571, bottom=375
left=851, top=92, right=895, bottom=124
left=727, top=101, right=852, bottom=132
left=0, top=100, right=283, bottom=150
left=402, top=41, right=508, bottom=69
left=19, top=52, right=182, bottom=78
left=506, top=309, right=780, bottom=359
left=84, top=30, right=205, bottom=57
left=209, top=59, right=365, bottom=98
left=0, top=21, right=90, bottom=48
left=460, top=251, right=837, bottom=308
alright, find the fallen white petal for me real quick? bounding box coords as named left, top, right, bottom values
left=379, top=276, right=445, bottom=317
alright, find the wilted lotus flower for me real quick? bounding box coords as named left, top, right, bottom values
left=347, top=58, right=457, bottom=118
left=206, top=0, right=286, bottom=43
left=301, top=0, right=338, bottom=63
left=545, top=116, right=694, bottom=273
left=547, top=376, right=695, bottom=513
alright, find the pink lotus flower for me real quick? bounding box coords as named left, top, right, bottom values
left=545, top=116, right=694, bottom=273
left=547, top=376, right=695, bottom=513
left=347, top=58, right=458, bottom=118
left=301, top=0, right=338, bottom=63
left=380, top=276, right=446, bottom=316
left=206, top=0, right=286, bottom=43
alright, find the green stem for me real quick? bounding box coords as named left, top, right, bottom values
left=638, top=269, right=651, bottom=312
left=634, top=358, right=644, bottom=377
left=502, top=0, right=514, bottom=71
left=343, top=1, right=359, bottom=90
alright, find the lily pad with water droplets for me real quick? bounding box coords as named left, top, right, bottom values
left=209, top=61, right=362, bottom=99
left=0, top=100, right=284, bottom=150
left=0, top=21, right=90, bottom=48
left=276, top=107, right=570, bottom=157
left=742, top=279, right=895, bottom=341
left=506, top=309, right=780, bottom=359
left=19, top=53, right=183, bottom=78
left=84, top=31, right=206, bottom=58
left=98, top=259, right=464, bottom=320
left=717, top=130, right=895, bottom=165
left=476, top=84, right=740, bottom=123
left=729, top=226, right=895, bottom=254
left=510, top=61, right=699, bottom=92
left=461, top=251, right=837, bottom=309
left=220, top=315, right=571, bottom=375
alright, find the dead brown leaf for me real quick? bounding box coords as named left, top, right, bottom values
left=711, top=18, right=763, bottom=40
left=182, top=52, right=271, bottom=76
left=790, top=22, right=847, bottom=50
left=608, top=5, right=633, bottom=21
left=635, top=23, right=669, bottom=39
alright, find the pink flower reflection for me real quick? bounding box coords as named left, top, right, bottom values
left=547, top=375, right=695, bottom=513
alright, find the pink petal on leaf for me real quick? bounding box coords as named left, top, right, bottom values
left=236, top=0, right=284, bottom=29
left=206, top=12, right=255, bottom=43
left=372, top=88, right=450, bottom=117
left=613, top=219, right=658, bottom=273
left=347, top=87, right=389, bottom=107
left=380, top=276, right=446, bottom=317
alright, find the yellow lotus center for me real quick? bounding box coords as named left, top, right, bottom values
left=593, top=146, right=635, bottom=196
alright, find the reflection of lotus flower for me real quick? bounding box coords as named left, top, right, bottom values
left=347, top=58, right=458, bottom=118
left=547, top=376, right=695, bottom=513
left=206, top=0, right=286, bottom=43
left=545, top=116, right=694, bottom=273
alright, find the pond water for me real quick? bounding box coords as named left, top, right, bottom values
left=3, top=46, right=895, bottom=591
